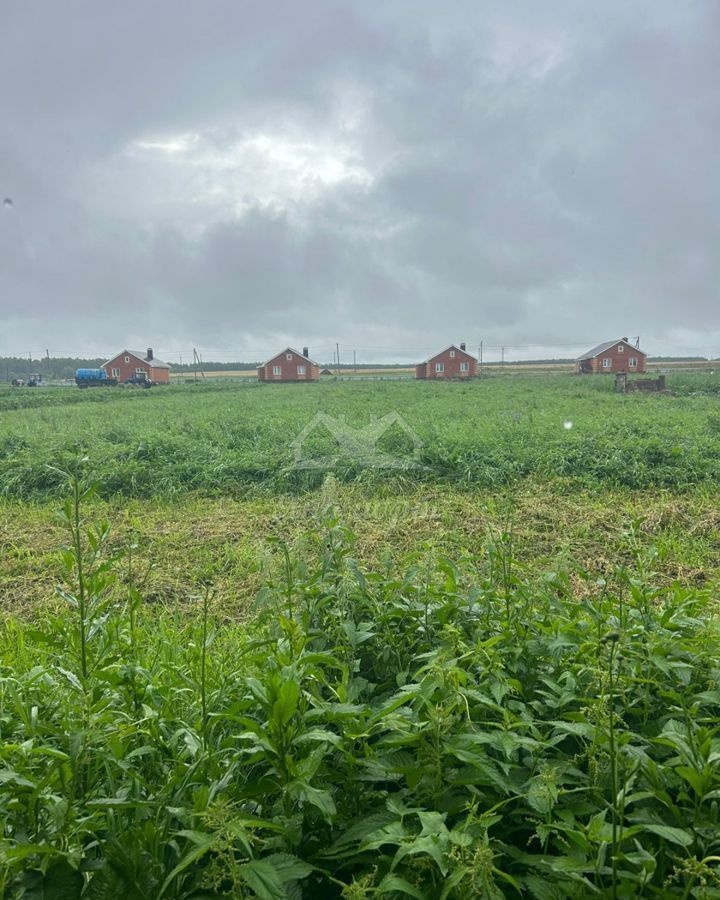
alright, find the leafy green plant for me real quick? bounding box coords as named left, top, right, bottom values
left=3, top=484, right=720, bottom=897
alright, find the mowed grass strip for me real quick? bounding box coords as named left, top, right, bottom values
left=3, top=482, right=719, bottom=615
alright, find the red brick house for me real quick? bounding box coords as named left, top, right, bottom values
left=258, top=347, right=320, bottom=382
left=576, top=338, right=647, bottom=375
left=103, top=348, right=171, bottom=384
left=416, top=343, right=477, bottom=380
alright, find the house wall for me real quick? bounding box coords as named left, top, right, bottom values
left=578, top=342, right=646, bottom=375
left=151, top=366, right=170, bottom=383
left=415, top=363, right=427, bottom=379
left=418, top=348, right=477, bottom=380
left=103, top=353, right=170, bottom=383
left=258, top=351, right=320, bottom=382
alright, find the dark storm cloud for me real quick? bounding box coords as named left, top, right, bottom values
left=1, top=0, right=718, bottom=361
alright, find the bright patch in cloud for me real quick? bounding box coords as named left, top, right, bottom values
left=112, top=128, right=373, bottom=228
left=132, top=133, right=201, bottom=154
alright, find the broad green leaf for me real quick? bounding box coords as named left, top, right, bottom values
left=261, top=853, right=313, bottom=883
left=293, top=728, right=341, bottom=746
left=639, top=824, right=694, bottom=847
left=322, top=809, right=397, bottom=858
left=524, top=874, right=577, bottom=900
left=378, top=873, right=426, bottom=898
left=286, top=779, right=336, bottom=819
left=392, top=833, right=449, bottom=877
left=238, top=860, right=287, bottom=900
left=158, top=832, right=215, bottom=897
left=272, top=680, right=300, bottom=727
left=0, top=843, right=54, bottom=863
left=55, top=667, right=83, bottom=692
left=0, top=768, right=36, bottom=788
left=676, top=764, right=708, bottom=797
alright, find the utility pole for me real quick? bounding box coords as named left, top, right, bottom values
left=479, top=342, right=483, bottom=379
left=501, top=346, right=505, bottom=369
left=193, top=348, right=205, bottom=380
left=336, top=342, right=341, bottom=375
left=353, top=349, right=357, bottom=372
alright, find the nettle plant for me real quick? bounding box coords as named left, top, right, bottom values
left=1, top=476, right=720, bottom=897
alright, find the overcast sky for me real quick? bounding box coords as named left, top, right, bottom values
left=1, top=1, right=718, bottom=363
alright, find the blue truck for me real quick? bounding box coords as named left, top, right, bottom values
left=74, top=368, right=118, bottom=388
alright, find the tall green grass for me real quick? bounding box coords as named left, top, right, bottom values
left=1, top=375, right=720, bottom=499
left=2, top=476, right=720, bottom=897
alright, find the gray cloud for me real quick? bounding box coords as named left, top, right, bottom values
left=1, top=0, right=718, bottom=362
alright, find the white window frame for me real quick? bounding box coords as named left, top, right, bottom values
left=602, top=358, right=611, bottom=368
left=272, top=366, right=282, bottom=377
left=135, top=367, right=146, bottom=374
left=460, top=361, right=469, bottom=372
left=435, top=362, right=444, bottom=373
left=297, top=365, right=306, bottom=376
left=629, top=357, right=637, bottom=367
left=286, top=353, right=292, bottom=360
left=449, top=350, right=456, bottom=358
left=618, top=344, right=624, bottom=352
left=111, top=368, right=120, bottom=377
left=124, top=356, right=130, bottom=363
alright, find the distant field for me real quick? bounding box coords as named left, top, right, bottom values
left=171, top=369, right=256, bottom=379
left=456, top=359, right=719, bottom=375
left=170, top=367, right=416, bottom=379
left=169, top=359, right=719, bottom=380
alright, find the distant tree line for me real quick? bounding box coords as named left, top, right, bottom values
left=0, top=358, right=265, bottom=380
left=648, top=355, right=709, bottom=362
left=0, top=357, right=106, bottom=381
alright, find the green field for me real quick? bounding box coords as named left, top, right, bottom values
left=2, top=374, right=720, bottom=498
left=2, top=375, right=720, bottom=898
